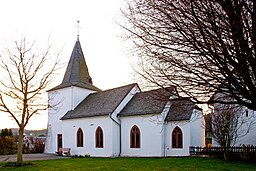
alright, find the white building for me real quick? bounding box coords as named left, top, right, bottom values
left=44, top=38, right=205, bottom=157
left=212, top=94, right=256, bottom=146
left=234, top=108, right=256, bottom=146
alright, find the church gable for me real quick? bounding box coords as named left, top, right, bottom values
left=165, top=99, right=200, bottom=122
left=61, top=83, right=137, bottom=120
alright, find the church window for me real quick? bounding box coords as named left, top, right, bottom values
left=172, top=126, right=183, bottom=148
left=96, top=127, right=103, bottom=148
left=88, top=78, right=93, bottom=84
left=77, top=128, right=83, bottom=147
left=130, top=125, right=140, bottom=148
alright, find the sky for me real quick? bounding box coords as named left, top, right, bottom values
left=0, top=0, right=137, bottom=130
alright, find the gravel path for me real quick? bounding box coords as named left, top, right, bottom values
left=0, top=153, right=69, bottom=162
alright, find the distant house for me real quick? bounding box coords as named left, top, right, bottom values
left=211, top=93, right=256, bottom=146
left=44, top=38, right=205, bottom=157
left=23, top=135, right=34, bottom=149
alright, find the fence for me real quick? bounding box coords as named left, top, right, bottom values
left=190, top=146, right=256, bottom=162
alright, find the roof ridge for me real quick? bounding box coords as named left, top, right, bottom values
left=134, top=86, right=175, bottom=96
left=100, top=83, right=138, bottom=92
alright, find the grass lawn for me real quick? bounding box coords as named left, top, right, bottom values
left=0, top=156, right=255, bottom=171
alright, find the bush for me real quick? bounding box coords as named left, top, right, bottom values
left=34, top=139, right=45, bottom=153
left=0, top=136, right=16, bottom=155
left=71, top=154, right=90, bottom=158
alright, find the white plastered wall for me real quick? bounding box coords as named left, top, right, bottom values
left=120, top=114, right=164, bottom=157
left=111, top=121, right=120, bottom=157
left=190, top=109, right=205, bottom=147
left=165, top=120, right=191, bottom=156
left=110, top=84, right=140, bottom=156
left=62, top=115, right=114, bottom=157
left=44, top=86, right=95, bottom=154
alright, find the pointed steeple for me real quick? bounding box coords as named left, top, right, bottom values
left=62, top=38, right=92, bottom=84
left=50, top=38, right=101, bottom=91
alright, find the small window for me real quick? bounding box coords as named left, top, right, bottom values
left=130, top=125, right=140, bottom=148
left=77, top=128, right=83, bottom=147
left=95, top=127, right=103, bottom=148
left=89, top=78, right=93, bottom=84
left=172, top=126, right=183, bottom=148
left=245, top=110, right=248, bottom=117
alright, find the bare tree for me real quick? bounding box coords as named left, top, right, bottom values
left=211, top=100, right=253, bottom=160
left=0, top=37, right=59, bottom=164
left=122, top=0, right=256, bottom=110
left=212, top=105, right=240, bottom=148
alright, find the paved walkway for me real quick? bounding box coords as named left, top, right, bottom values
left=0, top=153, right=69, bottom=162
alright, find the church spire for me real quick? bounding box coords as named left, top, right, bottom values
left=62, top=39, right=92, bottom=84
left=49, top=38, right=101, bottom=91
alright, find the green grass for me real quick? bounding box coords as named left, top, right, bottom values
left=0, top=157, right=255, bottom=171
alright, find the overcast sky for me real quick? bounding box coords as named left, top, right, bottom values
left=0, top=0, right=136, bottom=130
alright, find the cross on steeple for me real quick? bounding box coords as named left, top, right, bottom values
left=76, top=20, right=81, bottom=40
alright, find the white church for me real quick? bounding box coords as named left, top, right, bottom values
left=44, top=38, right=205, bottom=157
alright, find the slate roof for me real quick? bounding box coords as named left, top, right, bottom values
left=119, top=87, right=175, bottom=116
left=61, top=83, right=137, bottom=120
left=164, top=99, right=199, bottom=122
left=49, top=38, right=101, bottom=91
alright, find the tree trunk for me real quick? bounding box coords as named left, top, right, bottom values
left=223, top=147, right=229, bottom=161
left=17, top=128, right=24, bottom=164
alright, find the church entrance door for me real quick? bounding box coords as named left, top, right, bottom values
left=57, top=134, right=62, bottom=151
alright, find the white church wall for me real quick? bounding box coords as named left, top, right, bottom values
left=45, top=86, right=95, bottom=154
left=165, top=120, right=191, bottom=156
left=120, top=114, right=164, bottom=157
left=45, top=88, right=71, bottom=153
left=190, top=109, right=205, bottom=147
left=109, top=85, right=140, bottom=156
left=111, top=121, right=120, bottom=156
left=62, top=115, right=115, bottom=157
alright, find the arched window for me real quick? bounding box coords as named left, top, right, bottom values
left=77, top=128, right=83, bottom=147
left=95, top=127, right=103, bottom=148
left=130, top=125, right=140, bottom=148
left=172, top=126, right=183, bottom=148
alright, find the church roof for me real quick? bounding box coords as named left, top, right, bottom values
left=49, top=38, right=101, bottom=91
left=119, top=87, right=200, bottom=121
left=164, top=99, right=200, bottom=122
left=61, top=83, right=137, bottom=120
left=119, top=87, right=175, bottom=116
